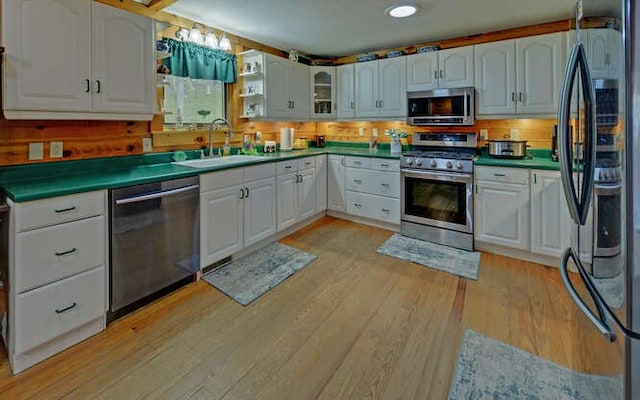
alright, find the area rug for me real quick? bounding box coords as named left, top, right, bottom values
left=201, top=242, right=316, bottom=306
left=376, top=233, right=480, bottom=280
left=593, top=272, right=625, bottom=309
left=448, top=329, right=622, bottom=400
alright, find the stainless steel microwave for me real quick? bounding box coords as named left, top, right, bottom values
left=407, top=87, right=475, bottom=126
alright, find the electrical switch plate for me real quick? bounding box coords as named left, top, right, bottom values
left=142, top=137, right=153, bottom=152
left=372, top=128, right=378, bottom=137
left=479, top=129, right=488, bottom=140
left=50, top=141, right=63, bottom=158
left=359, top=127, right=365, bottom=136
left=510, top=128, right=519, bottom=140
left=28, top=143, right=44, bottom=160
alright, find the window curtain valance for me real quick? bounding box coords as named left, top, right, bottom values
left=161, top=38, right=237, bottom=83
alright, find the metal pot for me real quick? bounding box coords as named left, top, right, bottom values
left=488, top=140, right=529, bottom=159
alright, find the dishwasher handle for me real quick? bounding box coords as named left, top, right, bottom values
left=115, top=184, right=199, bottom=205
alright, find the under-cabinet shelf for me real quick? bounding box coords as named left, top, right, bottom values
left=239, top=93, right=263, bottom=98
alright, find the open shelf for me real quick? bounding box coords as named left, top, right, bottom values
left=155, top=50, right=171, bottom=60
left=239, top=93, right=263, bottom=98
left=239, top=71, right=263, bottom=78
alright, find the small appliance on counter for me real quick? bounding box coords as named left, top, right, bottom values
left=264, top=140, right=276, bottom=153
left=293, top=137, right=308, bottom=150
left=313, top=135, right=325, bottom=147
left=280, top=127, right=293, bottom=151
left=487, top=140, right=529, bottom=159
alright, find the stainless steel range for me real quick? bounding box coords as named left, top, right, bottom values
left=400, top=132, right=478, bottom=251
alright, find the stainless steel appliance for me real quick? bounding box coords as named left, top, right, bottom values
left=109, top=176, right=199, bottom=321
left=487, top=140, right=529, bottom=159
left=556, top=1, right=640, bottom=398
left=400, top=132, right=477, bottom=251
left=407, top=87, right=475, bottom=126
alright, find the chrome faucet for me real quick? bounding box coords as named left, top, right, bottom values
left=207, top=117, right=233, bottom=157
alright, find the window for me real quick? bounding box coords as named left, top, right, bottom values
left=162, top=76, right=225, bottom=128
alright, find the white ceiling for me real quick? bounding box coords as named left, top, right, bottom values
left=159, top=0, right=619, bottom=58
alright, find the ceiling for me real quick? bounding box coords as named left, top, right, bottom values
left=145, top=0, right=619, bottom=58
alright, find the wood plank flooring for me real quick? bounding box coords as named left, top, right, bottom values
left=0, top=217, right=623, bottom=399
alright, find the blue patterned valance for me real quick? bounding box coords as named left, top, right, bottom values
left=161, top=38, right=237, bottom=83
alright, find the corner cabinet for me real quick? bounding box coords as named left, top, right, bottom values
left=355, top=57, right=406, bottom=119
left=310, top=66, right=336, bottom=119
left=2, top=0, right=155, bottom=120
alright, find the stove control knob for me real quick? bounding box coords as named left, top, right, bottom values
left=604, top=170, right=612, bottom=181
left=456, top=161, right=464, bottom=170
left=406, top=157, right=414, bottom=165
left=415, top=158, right=423, bottom=166
left=446, top=161, right=453, bottom=169
left=430, top=159, right=437, bottom=168
left=599, top=170, right=604, bottom=181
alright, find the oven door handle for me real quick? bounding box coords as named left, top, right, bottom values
left=401, top=169, right=472, bottom=184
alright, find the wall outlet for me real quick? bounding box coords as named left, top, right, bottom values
left=50, top=141, right=63, bottom=158
left=142, top=137, right=153, bottom=152
left=510, top=128, right=519, bottom=140
left=358, top=127, right=365, bottom=136
left=372, top=128, right=378, bottom=137
left=28, top=143, right=44, bottom=160
left=479, top=129, right=488, bottom=140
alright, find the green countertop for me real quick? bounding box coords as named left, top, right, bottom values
left=0, top=144, right=401, bottom=202
left=474, top=148, right=561, bottom=171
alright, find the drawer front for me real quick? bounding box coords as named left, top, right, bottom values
left=346, top=168, right=369, bottom=193
left=345, top=156, right=371, bottom=169
left=14, top=266, right=105, bottom=354
left=475, top=166, right=529, bottom=185
left=15, top=216, right=105, bottom=293
left=346, top=191, right=373, bottom=218
left=244, top=163, right=276, bottom=182
left=371, top=158, right=400, bottom=172
left=15, top=191, right=105, bottom=232
left=297, top=157, right=315, bottom=170
left=346, top=169, right=400, bottom=198
left=372, top=196, right=400, bottom=224
left=200, top=168, right=243, bottom=192
left=277, top=160, right=297, bottom=175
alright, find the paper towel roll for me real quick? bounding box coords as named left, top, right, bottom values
left=280, top=127, right=293, bottom=151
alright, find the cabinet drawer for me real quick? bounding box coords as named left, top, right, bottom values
left=15, top=191, right=105, bottom=232
left=14, top=266, right=105, bottom=354
left=297, top=157, right=315, bottom=170
left=346, top=191, right=400, bottom=224
left=277, top=160, right=297, bottom=175
left=15, top=216, right=105, bottom=293
left=345, top=156, right=371, bottom=169
left=346, top=191, right=373, bottom=218
left=346, top=169, right=400, bottom=198
left=244, top=163, right=275, bottom=182
left=200, top=168, right=243, bottom=192
left=371, top=158, right=400, bottom=171
left=475, top=166, right=529, bottom=185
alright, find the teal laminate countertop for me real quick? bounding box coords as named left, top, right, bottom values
left=474, top=148, right=561, bottom=171
left=0, top=144, right=401, bottom=202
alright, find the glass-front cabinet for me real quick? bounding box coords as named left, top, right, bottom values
left=310, top=66, right=336, bottom=119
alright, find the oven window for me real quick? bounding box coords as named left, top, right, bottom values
left=408, top=95, right=468, bottom=117
left=404, top=177, right=467, bottom=225
left=596, top=191, right=620, bottom=249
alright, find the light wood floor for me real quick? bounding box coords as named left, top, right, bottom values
left=0, top=217, right=624, bottom=399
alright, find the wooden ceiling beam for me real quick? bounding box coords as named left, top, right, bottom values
left=146, top=0, right=180, bottom=11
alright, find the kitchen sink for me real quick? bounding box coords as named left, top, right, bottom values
left=173, top=155, right=267, bottom=169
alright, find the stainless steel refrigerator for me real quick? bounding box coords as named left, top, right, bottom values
left=557, top=1, right=640, bottom=398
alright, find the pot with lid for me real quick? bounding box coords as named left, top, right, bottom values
left=488, top=140, right=529, bottom=159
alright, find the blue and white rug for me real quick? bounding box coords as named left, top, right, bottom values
left=449, top=330, right=623, bottom=400
left=376, top=233, right=480, bottom=280
left=202, top=242, right=316, bottom=306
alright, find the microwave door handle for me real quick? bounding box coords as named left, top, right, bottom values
left=558, top=42, right=583, bottom=225
left=576, top=44, right=596, bottom=225
left=463, top=93, right=468, bottom=121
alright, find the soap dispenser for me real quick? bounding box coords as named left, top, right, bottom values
left=223, top=136, right=231, bottom=156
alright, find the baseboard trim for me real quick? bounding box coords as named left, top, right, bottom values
left=326, top=210, right=400, bottom=232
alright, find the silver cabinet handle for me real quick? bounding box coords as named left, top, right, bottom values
left=115, top=184, right=199, bottom=205
left=55, top=302, right=77, bottom=314
left=285, top=165, right=292, bottom=169
left=493, top=173, right=506, bottom=177
left=291, top=100, right=294, bottom=109
left=518, top=92, right=523, bottom=102
left=380, top=183, right=390, bottom=187
left=55, top=206, right=76, bottom=213
left=244, top=187, right=249, bottom=198
left=354, top=161, right=361, bottom=165
left=85, top=79, right=91, bottom=93
left=380, top=163, right=389, bottom=167
left=305, top=161, right=312, bottom=165
left=439, top=69, right=444, bottom=79
left=96, top=80, right=101, bottom=94
left=381, top=208, right=391, bottom=213
left=341, top=157, right=345, bottom=166
left=55, top=248, right=77, bottom=257
left=379, top=100, right=383, bottom=108
left=354, top=179, right=362, bottom=184
left=511, top=92, right=516, bottom=102
left=558, top=42, right=595, bottom=225
left=434, top=70, right=438, bottom=80
left=350, top=101, right=354, bottom=110
left=240, top=188, right=245, bottom=199
left=354, top=203, right=362, bottom=208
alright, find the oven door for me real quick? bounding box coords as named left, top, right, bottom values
left=401, top=169, right=473, bottom=233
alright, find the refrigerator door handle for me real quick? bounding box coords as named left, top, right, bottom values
left=558, top=42, right=596, bottom=226
left=560, top=248, right=616, bottom=342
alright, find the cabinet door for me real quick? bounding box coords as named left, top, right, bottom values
left=315, top=155, right=328, bottom=212
left=277, top=173, right=298, bottom=231
left=298, top=168, right=317, bottom=220
left=328, top=155, right=347, bottom=212
left=310, top=66, right=336, bottom=119
left=265, top=54, right=290, bottom=119
left=2, top=0, right=91, bottom=112
left=475, top=179, right=530, bottom=250
left=91, top=2, right=155, bottom=115
left=406, top=52, right=438, bottom=91
left=438, top=46, right=474, bottom=89
left=474, top=40, right=516, bottom=115
left=607, top=29, right=622, bottom=80
left=200, top=186, right=243, bottom=268
left=530, top=170, right=571, bottom=258
left=355, top=61, right=379, bottom=118
left=378, top=57, right=406, bottom=118
left=244, top=178, right=277, bottom=247
left=587, top=29, right=609, bottom=79
left=516, top=32, right=565, bottom=114
left=288, top=61, right=310, bottom=120
left=336, top=64, right=355, bottom=119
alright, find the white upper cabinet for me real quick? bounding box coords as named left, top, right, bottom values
left=336, top=64, right=355, bottom=119
left=475, top=32, right=565, bottom=117
left=2, top=0, right=155, bottom=120
left=586, top=28, right=621, bottom=80
left=264, top=53, right=310, bottom=120
left=310, top=66, right=336, bottom=119
left=406, top=46, right=474, bottom=91
left=355, top=57, right=406, bottom=119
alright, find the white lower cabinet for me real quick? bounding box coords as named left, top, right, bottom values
left=6, top=190, right=107, bottom=374
left=276, top=157, right=317, bottom=231
left=328, top=155, right=347, bottom=212
left=530, top=170, right=572, bottom=258
left=315, top=155, right=328, bottom=212
left=474, top=166, right=530, bottom=250
left=200, top=165, right=276, bottom=268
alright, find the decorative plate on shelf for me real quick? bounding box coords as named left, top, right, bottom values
left=416, top=45, right=439, bottom=53
left=386, top=50, right=404, bottom=58
left=356, top=54, right=379, bottom=62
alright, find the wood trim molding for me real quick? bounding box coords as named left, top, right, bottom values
left=146, top=0, right=179, bottom=11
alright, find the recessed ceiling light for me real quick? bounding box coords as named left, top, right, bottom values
left=387, top=3, right=419, bottom=18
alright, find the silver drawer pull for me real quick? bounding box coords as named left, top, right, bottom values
left=55, top=302, right=77, bottom=314
left=380, top=183, right=390, bottom=187
left=493, top=173, right=506, bottom=177
left=55, top=206, right=76, bottom=213
left=381, top=208, right=391, bottom=213
left=354, top=161, right=361, bottom=165
left=354, top=203, right=362, bottom=208
left=380, top=163, right=389, bottom=167
left=354, top=179, right=362, bottom=184
left=285, top=165, right=292, bottom=169
left=305, top=161, right=312, bottom=165
left=55, top=248, right=77, bottom=257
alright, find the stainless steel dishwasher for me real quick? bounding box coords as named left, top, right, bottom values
left=109, top=176, right=199, bottom=321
